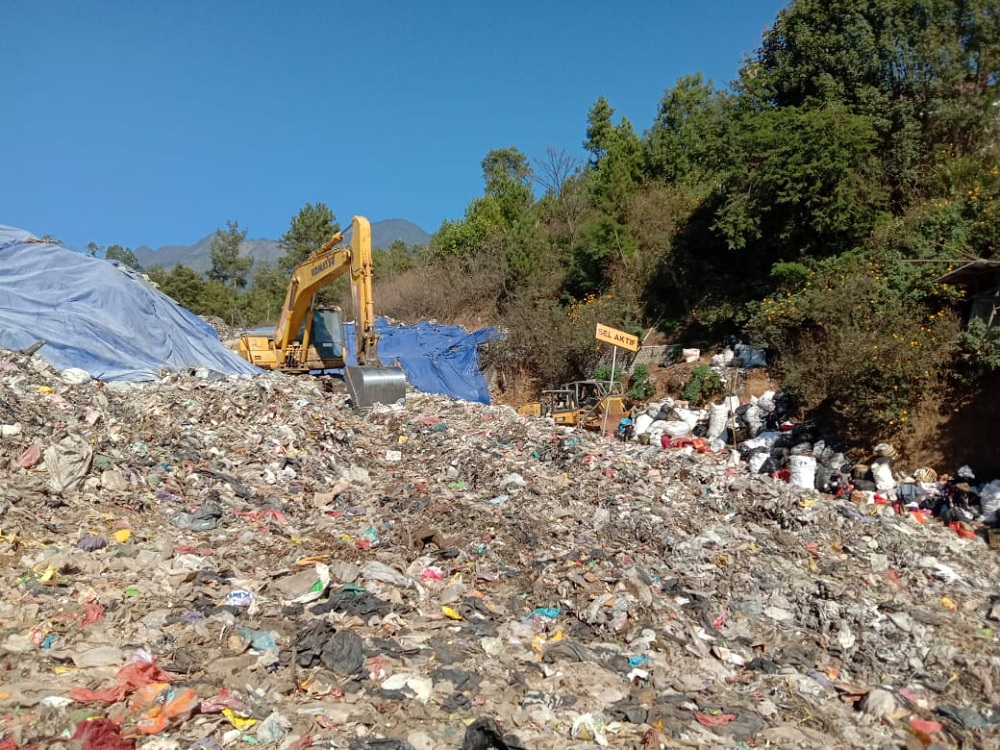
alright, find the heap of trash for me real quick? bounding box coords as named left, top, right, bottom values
left=632, top=341, right=999, bottom=546
left=1, top=346, right=999, bottom=749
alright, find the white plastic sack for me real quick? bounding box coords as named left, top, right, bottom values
left=743, top=404, right=763, bottom=436
left=645, top=402, right=665, bottom=418
left=682, top=348, right=700, bottom=363
left=61, top=368, right=92, bottom=385
left=748, top=452, right=769, bottom=473
left=707, top=403, right=730, bottom=440
left=43, top=433, right=93, bottom=494
left=673, top=407, right=702, bottom=429
left=741, top=431, right=781, bottom=452
left=634, top=413, right=653, bottom=436
left=871, top=460, right=896, bottom=491
left=711, top=353, right=726, bottom=367
left=756, top=391, right=776, bottom=414
left=664, top=420, right=692, bottom=438
left=649, top=418, right=669, bottom=432
left=789, top=455, right=817, bottom=489
left=981, top=480, right=1000, bottom=524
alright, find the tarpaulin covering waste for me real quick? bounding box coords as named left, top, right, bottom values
left=345, top=319, right=499, bottom=404
left=0, top=225, right=262, bottom=381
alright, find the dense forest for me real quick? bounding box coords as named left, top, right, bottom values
left=140, top=0, right=999, bottom=446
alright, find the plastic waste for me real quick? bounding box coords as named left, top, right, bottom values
left=789, top=455, right=817, bottom=489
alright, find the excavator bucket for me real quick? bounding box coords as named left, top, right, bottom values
left=345, top=365, right=408, bottom=408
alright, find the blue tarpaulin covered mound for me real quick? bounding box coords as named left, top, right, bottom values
left=345, top=319, right=499, bottom=404
left=0, top=225, right=262, bottom=381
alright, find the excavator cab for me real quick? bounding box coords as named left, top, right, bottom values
left=288, top=306, right=347, bottom=371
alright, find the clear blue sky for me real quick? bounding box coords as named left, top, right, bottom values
left=1, top=1, right=788, bottom=251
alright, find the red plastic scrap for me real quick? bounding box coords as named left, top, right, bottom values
left=694, top=711, right=737, bottom=727
left=17, top=443, right=42, bottom=469
left=72, top=718, right=136, bottom=750
left=0, top=739, right=18, bottom=750
left=236, top=509, right=288, bottom=524
left=79, top=601, right=106, bottom=625
left=909, top=718, right=943, bottom=734
left=70, top=660, right=176, bottom=704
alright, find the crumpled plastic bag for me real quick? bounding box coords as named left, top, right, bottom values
left=461, top=717, right=526, bottom=750
left=44, top=432, right=93, bottom=493
left=72, top=717, right=136, bottom=749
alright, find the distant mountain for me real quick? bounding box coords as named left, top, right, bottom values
left=371, top=219, right=432, bottom=249
left=133, top=218, right=431, bottom=274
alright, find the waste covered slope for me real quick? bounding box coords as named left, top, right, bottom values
left=0, top=350, right=998, bottom=748
left=0, top=225, right=261, bottom=381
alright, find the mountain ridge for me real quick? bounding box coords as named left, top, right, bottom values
left=132, top=218, right=431, bottom=273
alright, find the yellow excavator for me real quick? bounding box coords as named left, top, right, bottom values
left=234, top=215, right=407, bottom=407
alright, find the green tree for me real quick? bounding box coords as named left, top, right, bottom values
left=741, top=0, right=1000, bottom=206
left=242, top=261, right=288, bottom=324
left=209, top=220, right=253, bottom=289
left=584, top=96, right=616, bottom=166
left=156, top=264, right=205, bottom=310
left=646, top=73, right=728, bottom=185
left=374, top=240, right=422, bottom=279
left=86, top=241, right=102, bottom=258
left=278, top=203, right=339, bottom=275
left=105, top=244, right=142, bottom=270
left=481, top=147, right=534, bottom=227
left=197, top=280, right=242, bottom=323
left=712, top=103, right=884, bottom=258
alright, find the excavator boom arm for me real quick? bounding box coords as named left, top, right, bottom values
left=272, top=215, right=380, bottom=366
left=348, top=216, right=380, bottom=365
left=272, top=230, right=350, bottom=353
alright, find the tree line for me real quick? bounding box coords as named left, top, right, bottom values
left=95, top=0, right=1000, bottom=441
left=380, top=0, right=1000, bottom=440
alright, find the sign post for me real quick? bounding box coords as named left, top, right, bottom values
left=594, top=324, right=639, bottom=437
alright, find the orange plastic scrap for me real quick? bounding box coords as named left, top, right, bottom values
left=128, top=683, right=199, bottom=734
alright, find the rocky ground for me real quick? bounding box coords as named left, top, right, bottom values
left=0, top=349, right=998, bottom=749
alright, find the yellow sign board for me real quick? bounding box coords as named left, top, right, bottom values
left=595, top=323, right=639, bottom=352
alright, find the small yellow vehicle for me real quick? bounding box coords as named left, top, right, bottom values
left=517, top=380, right=629, bottom=431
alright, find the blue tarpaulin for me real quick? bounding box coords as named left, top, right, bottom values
left=0, top=225, right=262, bottom=381
left=345, top=319, right=499, bottom=404
left=0, top=224, right=498, bottom=399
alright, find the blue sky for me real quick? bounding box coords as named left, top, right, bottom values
left=2, top=1, right=788, bottom=251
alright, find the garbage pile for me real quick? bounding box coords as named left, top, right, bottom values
left=1, top=347, right=999, bottom=749
left=631, top=358, right=1000, bottom=548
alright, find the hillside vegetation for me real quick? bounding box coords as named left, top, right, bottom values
left=134, top=0, right=999, bottom=455
left=375, top=0, right=1000, bottom=451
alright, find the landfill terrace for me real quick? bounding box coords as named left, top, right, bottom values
left=0, top=350, right=998, bottom=749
